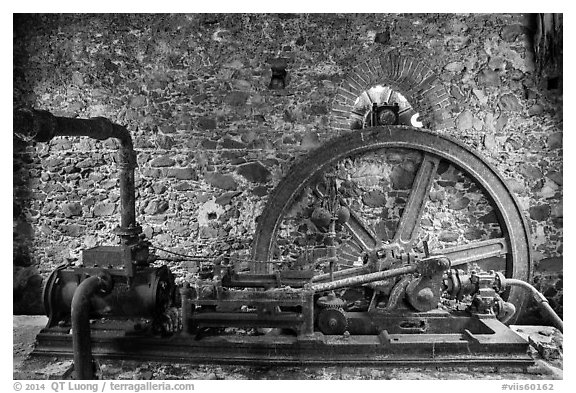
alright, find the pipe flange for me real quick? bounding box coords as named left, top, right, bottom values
left=113, top=225, right=143, bottom=237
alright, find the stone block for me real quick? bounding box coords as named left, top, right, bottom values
left=236, top=162, right=271, bottom=183
left=547, top=132, right=562, bottom=149
left=529, top=204, right=551, bottom=221
left=499, top=93, right=522, bottom=112
left=62, top=202, right=82, bottom=217
left=93, top=202, right=116, bottom=217
left=150, top=156, right=176, bottom=167
left=198, top=117, right=217, bottom=130
left=205, top=173, right=238, bottom=190
left=167, top=167, right=198, bottom=180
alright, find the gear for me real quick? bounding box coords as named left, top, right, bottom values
left=317, top=307, right=348, bottom=335
left=316, top=292, right=346, bottom=309
left=252, top=127, right=532, bottom=323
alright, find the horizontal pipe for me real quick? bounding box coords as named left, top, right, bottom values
left=14, top=108, right=132, bottom=146
left=14, top=108, right=140, bottom=242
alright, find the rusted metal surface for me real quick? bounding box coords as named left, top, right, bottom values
left=251, top=126, right=533, bottom=324
left=71, top=273, right=113, bottom=380
left=392, top=154, right=440, bottom=251
left=14, top=108, right=141, bottom=245
left=33, top=314, right=534, bottom=367
left=504, top=278, right=563, bottom=332
left=309, top=265, right=415, bottom=293
left=18, top=111, right=544, bottom=371
left=44, top=265, right=176, bottom=328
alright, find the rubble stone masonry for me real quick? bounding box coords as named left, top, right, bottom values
left=13, top=14, right=562, bottom=320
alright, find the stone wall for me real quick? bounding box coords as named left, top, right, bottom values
left=13, top=14, right=562, bottom=318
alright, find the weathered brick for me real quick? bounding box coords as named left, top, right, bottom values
left=387, top=54, right=401, bottom=79
left=403, top=59, right=417, bottom=83
left=392, top=54, right=404, bottom=78
left=396, top=57, right=411, bottom=83
left=355, top=63, right=372, bottom=84
left=422, top=69, right=436, bottom=81
left=331, top=113, right=349, bottom=121
left=360, top=65, right=374, bottom=83
left=410, top=62, right=427, bottom=84
left=396, top=80, right=412, bottom=93
left=418, top=77, right=440, bottom=95
left=333, top=94, right=354, bottom=106
left=338, top=85, right=361, bottom=100
left=346, top=73, right=367, bottom=92
left=379, top=54, right=394, bottom=78
left=425, top=84, right=445, bottom=97
left=365, top=59, right=381, bottom=80
left=435, top=91, right=450, bottom=101
left=331, top=109, right=349, bottom=118
left=332, top=103, right=351, bottom=113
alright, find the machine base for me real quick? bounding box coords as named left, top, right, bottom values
left=32, top=316, right=533, bottom=368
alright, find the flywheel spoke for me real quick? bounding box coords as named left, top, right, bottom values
left=252, top=126, right=532, bottom=323
left=342, top=208, right=380, bottom=251
left=313, top=187, right=380, bottom=252
left=392, top=153, right=440, bottom=251
left=432, top=237, right=508, bottom=267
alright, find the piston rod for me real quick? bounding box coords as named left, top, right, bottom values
left=309, top=256, right=450, bottom=293
left=310, top=264, right=416, bottom=292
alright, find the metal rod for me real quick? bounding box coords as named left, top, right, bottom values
left=310, top=264, right=416, bottom=293
left=311, top=265, right=369, bottom=283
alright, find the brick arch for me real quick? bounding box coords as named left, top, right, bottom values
left=330, top=51, right=454, bottom=131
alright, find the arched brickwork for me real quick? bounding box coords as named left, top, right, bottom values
left=330, top=51, right=455, bottom=131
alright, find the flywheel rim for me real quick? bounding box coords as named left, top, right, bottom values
left=252, top=126, right=532, bottom=322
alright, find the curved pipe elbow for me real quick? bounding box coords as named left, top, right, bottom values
left=504, top=278, right=563, bottom=333
left=14, top=108, right=140, bottom=239
left=71, top=274, right=113, bottom=380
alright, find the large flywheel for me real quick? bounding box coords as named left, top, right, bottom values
left=252, top=126, right=532, bottom=323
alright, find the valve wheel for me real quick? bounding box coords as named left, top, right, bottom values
left=252, top=126, right=532, bottom=323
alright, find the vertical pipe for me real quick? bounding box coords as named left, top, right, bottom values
left=301, top=291, right=315, bottom=336
left=180, top=283, right=192, bottom=336
left=71, top=274, right=112, bottom=380
left=115, top=144, right=139, bottom=244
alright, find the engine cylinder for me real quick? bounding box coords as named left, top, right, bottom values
left=43, top=264, right=175, bottom=328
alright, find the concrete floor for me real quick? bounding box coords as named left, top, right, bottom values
left=13, top=316, right=563, bottom=380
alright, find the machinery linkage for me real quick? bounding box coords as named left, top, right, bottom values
left=14, top=109, right=562, bottom=379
